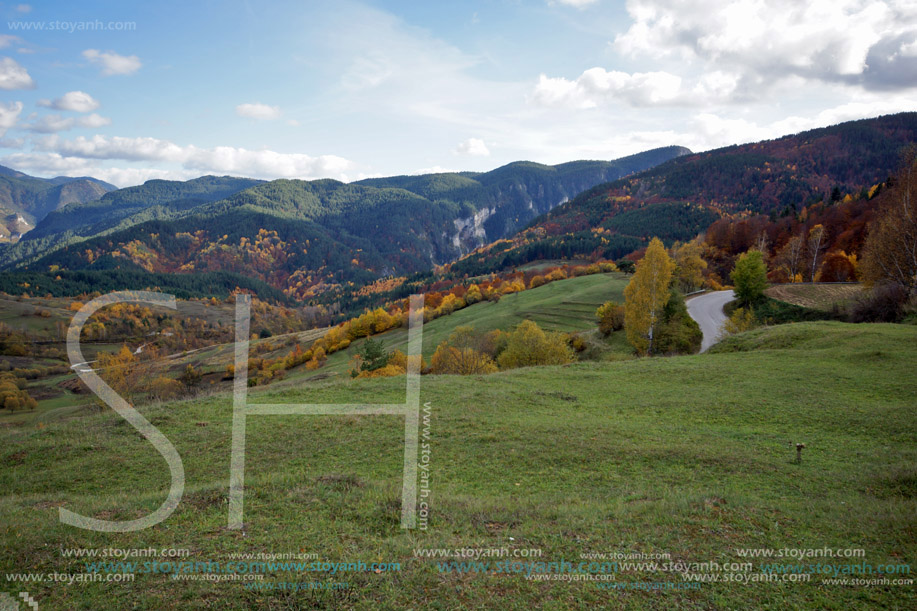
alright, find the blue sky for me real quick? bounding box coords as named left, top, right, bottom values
left=0, top=0, right=914, bottom=186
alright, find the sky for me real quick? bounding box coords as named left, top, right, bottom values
left=0, top=0, right=914, bottom=187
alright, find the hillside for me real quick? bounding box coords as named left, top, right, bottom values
left=1, top=321, right=914, bottom=608
left=451, top=113, right=917, bottom=274
left=0, top=165, right=116, bottom=242
left=2, top=148, right=687, bottom=302
left=1, top=175, right=265, bottom=268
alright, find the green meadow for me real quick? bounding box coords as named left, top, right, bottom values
left=1, top=321, right=915, bottom=609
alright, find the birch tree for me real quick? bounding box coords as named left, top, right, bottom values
left=624, top=238, right=675, bottom=355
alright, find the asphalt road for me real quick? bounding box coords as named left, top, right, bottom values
left=686, top=290, right=735, bottom=353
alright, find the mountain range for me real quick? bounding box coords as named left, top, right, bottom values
left=0, top=166, right=116, bottom=242
left=450, top=112, right=917, bottom=276
left=0, top=147, right=688, bottom=300
left=1, top=112, right=915, bottom=308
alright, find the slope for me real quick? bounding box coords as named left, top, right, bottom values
left=6, top=148, right=687, bottom=301
left=0, top=164, right=116, bottom=242
left=0, top=322, right=914, bottom=609
left=451, top=112, right=917, bottom=274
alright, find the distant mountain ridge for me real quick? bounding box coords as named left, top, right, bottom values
left=0, top=146, right=689, bottom=301
left=0, top=165, right=116, bottom=242
left=448, top=112, right=917, bottom=275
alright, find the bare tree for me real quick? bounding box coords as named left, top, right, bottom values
left=806, top=224, right=827, bottom=281
left=776, top=234, right=805, bottom=281
left=862, top=151, right=917, bottom=296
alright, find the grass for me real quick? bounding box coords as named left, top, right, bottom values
left=1, top=321, right=915, bottom=609
left=311, top=272, right=631, bottom=378
left=764, top=283, right=865, bottom=312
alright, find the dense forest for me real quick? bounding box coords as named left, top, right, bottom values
left=2, top=148, right=687, bottom=304
left=454, top=113, right=917, bottom=273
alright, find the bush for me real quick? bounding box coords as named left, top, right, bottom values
left=497, top=320, right=574, bottom=369
left=567, top=334, right=587, bottom=352
left=596, top=301, right=625, bottom=335
left=150, top=376, right=184, bottom=401
left=722, top=307, right=758, bottom=336
left=0, top=376, right=37, bottom=411
left=653, top=290, right=702, bottom=355
left=178, top=364, right=203, bottom=389
left=848, top=283, right=909, bottom=323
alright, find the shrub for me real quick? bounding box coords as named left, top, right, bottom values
left=599, top=261, right=618, bottom=273
left=497, top=320, right=574, bottom=369
left=178, top=364, right=203, bottom=389
left=529, top=275, right=546, bottom=289
left=567, top=334, right=587, bottom=352
left=595, top=301, right=625, bottom=335
left=429, top=327, right=499, bottom=375
left=430, top=344, right=498, bottom=375
left=722, top=307, right=758, bottom=336
left=150, top=376, right=184, bottom=401
left=653, top=290, right=702, bottom=355
left=848, top=283, right=908, bottom=323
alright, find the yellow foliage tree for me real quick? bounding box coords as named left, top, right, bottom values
left=496, top=320, right=573, bottom=369
left=624, top=237, right=675, bottom=355
left=673, top=241, right=707, bottom=293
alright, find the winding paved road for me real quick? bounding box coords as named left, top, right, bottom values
left=686, top=290, right=735, bottom=353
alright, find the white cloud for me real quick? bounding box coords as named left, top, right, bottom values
left=16, top=4, right=31, bottom=13
left=28, top=134, right=354, bottom=182
left=26, top=113, right=111, bottom=133
left=78, top=113, right=111, bottom=129
left=82, top=49, right=142, bottom=76
left=0, top=101, right=23, bottom=137
left=37, top=91, right=101, bottom=113
left=532, top=69, right=692, bottom=108
left=0, top=152, right=197, bottom=186
left=455, top=137, right=491, bottom=156
left=614, top=0, right=917, bottom=91
left=235, top=102, right=282, bottom=120
left=0, top=56, right=35, bottom=90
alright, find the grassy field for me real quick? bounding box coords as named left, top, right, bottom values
left=764, top=283, right=865, bottom=312
left=312, top=272, right=631, bottom=378
left=1, top=321, right=915, bottom=609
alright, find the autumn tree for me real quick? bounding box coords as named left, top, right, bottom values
left=96, top=345, right=143, bottom=401
left=775, top=234, right=805, bottom=282
left=497, top=320, right=573, bottom=369
left=806, top=224, right=827, bottom=281
left=861, top=151, right=917, bottom=296
left=0, top=374, right=37, bottom=411
left=179, top=364, right=202, bottom=390
left=624, top=238, right=675, bottom=355
left=431, top=326, right=498, bottom=375
left=819, top=251, right=858, bottom=282
left=672, top=241, right=707, bottom=293
left=731, top=250, right=768, bottom=306
left=595, top=301, right=625, bottom=335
